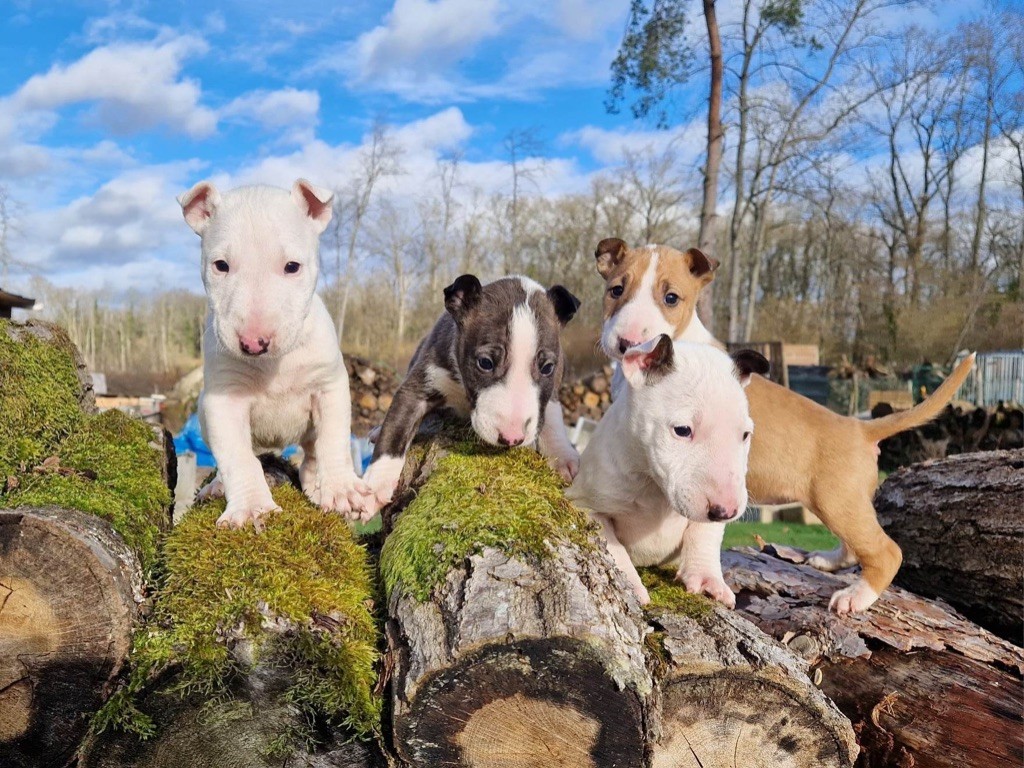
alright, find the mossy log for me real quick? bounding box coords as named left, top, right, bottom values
left=378, top=429, right=857, bottom=768
left=81, top=486, right=383, bottom=768
left=874, top=449, right=1024, bottom=644
left=0, top=320, right=172, bottom=767
left=724, top=548, right=1024, bottom=768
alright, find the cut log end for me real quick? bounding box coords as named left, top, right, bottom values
left=396, top=638, right=645, bottom=768
left=0, top=506, right=140, bottom=765
left=656, top=672, right=852, bottom=768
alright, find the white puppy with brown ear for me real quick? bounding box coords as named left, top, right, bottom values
left=568, top=336, right=768, bottom=607
left=179, top=179, right=370, bottom=529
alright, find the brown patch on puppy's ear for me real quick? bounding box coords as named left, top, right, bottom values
left=595, top=238, right=628, bottom=278
left=444, top=275, right=483, bottom=323
left=686, top=248, right=718, bottom=285
left=547, top=285, right=581, bottom=325
left=731, top=349, right=770, bottom=387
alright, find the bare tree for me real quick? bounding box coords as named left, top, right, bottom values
left=333, top=121, right=403, bottom=343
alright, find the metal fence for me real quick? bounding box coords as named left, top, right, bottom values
left=954, top=350, right=1024, bottom=406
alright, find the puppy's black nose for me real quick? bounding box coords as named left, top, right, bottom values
left=708, top=504, right=737, bottom=522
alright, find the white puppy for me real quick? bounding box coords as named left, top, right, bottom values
left=567, top=336, right=768, bottom=607
left=179, top=179, right=369, bottom=529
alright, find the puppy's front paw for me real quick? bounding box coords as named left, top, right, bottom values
left=829, top=580, right=878, bottom=614
left=358, top=456, right=406, bottom=522
left=307, top=472, right=371, bottom=517
left=678, top=570, right=736, bottom=608
left=216, top=497, right=281, bottom=532
left=549, top=447, right=580, bottom=483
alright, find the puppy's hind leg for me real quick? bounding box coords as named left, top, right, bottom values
left=805, top=540, right=859, bottom=572
left=817, top=497, right=902, bottom=614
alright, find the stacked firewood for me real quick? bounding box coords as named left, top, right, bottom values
left=557, top=365, right=615, bottom=423
left=873, top=401, right=1024, bottom=471
left=344, top=354, right=400, bottom=435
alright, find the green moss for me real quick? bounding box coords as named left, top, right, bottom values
left=640, top=568, right=714, bottom=620
left=103, top=485, right=380, bottom=740
left=1, top=409, right=170, bottom=572
left=0, top=320, right=85, bottom=476
left=379, top=438, right=596, bottom=601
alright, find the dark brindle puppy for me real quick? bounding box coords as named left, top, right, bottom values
left=354, top=274, right=581, bottom=520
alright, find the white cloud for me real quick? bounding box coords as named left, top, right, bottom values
left=348, top=0, right=501, bottom=79
left=220, top=87, right=320, bottom=142
left=565, top=121, right=707, bottom=166
left=9, top=35, right=217, bottom=138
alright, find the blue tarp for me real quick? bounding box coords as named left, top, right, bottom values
left=172, top=413, right=373, bottom=473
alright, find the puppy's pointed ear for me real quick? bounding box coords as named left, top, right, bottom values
left=620, top=334, right=674, bottom=388
left=178, top=181, right=221, bottom=236
left=685, top=247, right=718, bottom=286
left=595, top=238, right=628, bottom=278
left=444, top=275, right=483, bottom=322
left=547, top=285, right=581, bottom=325
left=731, top=349, right=770, bottom=387
left=292, top=179, right=334, bottom=234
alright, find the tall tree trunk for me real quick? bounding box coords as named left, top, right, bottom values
left=696, top=0, right=724, bottom=333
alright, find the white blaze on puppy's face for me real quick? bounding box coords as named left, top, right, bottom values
left=472, top=301, right=542, bottom=447
left=621, top=338, right=754, bottom=523
left=180, top=179, right=332, bottom=360
left=595, top=240, right=717, bottom=359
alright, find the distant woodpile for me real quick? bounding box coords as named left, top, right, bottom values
left=874, top=401, right=1024, bottom=472
left=345, top=354, right=399, bottom=435
left=558, top=365, right=615, bottom=423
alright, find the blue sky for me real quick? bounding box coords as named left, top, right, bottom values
left=0, top=0, right=1001, bottom=294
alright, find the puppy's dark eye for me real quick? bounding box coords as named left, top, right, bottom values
left=477, top=356, right=494, bottom=372
left=213, top=260, right=229, bottom=274
left=743, top=431, right=751, bottom=441
left=539, top=360, right=555, bottom=376
left=284, top=262, right=301, bottom=274
left=665, top=292, right=679, bottom=306
left=609, top=285, right=624, bottom=299
left=673, top=425, right=693, bottom=438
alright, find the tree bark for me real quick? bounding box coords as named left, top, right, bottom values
left=696, top=0, right=724, bottom=331
left=724, top=549, right=1024, bottom=768
left=0, top=507, right=141, bottom=767
left=874, top=449, right=1024, bottom=644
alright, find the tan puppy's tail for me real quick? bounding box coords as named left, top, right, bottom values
left=861, top=353, right=976, bottom=442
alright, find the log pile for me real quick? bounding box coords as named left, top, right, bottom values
left=2, top=319, right=1022, bottom=768
left=724, top=548, right=1024, bottom=768
left=345, top=354, right=400, bottom=436
left=558, top=364, right=615, bottom=423
left=874, top=402, right=1023, bottom=471
left=875, top=449, right=1024, bottom=644
left=0, top=320, right=172, bottom=767
left=376, top=428, right=857, bottom=767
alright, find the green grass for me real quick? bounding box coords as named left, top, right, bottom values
left=722, top=521, right=839, bottom=552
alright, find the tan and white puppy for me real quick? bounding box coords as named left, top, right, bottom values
left=594, top=238, right=976, bottom=613
left=179, top=180, right=370, bottom=529
left=568, top=336, right=768, bottom=607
